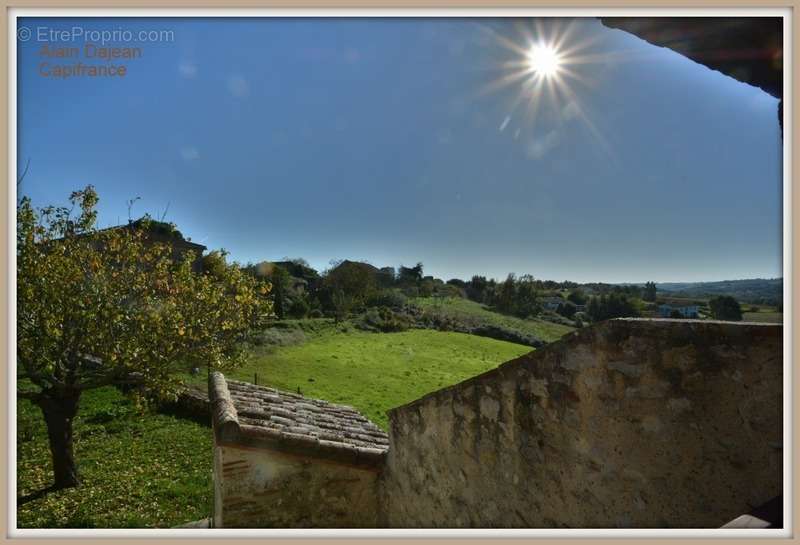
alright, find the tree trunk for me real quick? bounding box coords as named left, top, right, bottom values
left=37, top=391, right=81, bottom=489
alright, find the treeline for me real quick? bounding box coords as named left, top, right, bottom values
left=238, top=259, right=464, bottom=321
left=236, top=257, right=654, bottom=326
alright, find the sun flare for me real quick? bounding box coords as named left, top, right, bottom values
left=526, top=44, right=561, bottom=77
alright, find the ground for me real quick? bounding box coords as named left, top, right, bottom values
left=18, top=325, right=535, bottom=527
left=17, top=387, right=212, bottom=528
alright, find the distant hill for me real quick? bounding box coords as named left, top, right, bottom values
left=655, top=278, right=782, bottom=305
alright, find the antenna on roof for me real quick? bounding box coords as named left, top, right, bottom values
left=159, top=201, right=171, bottom=222
left=126, top=196, right=141, bottom=223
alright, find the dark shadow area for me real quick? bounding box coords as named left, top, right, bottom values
left=18, top=485, right=57, bottom=506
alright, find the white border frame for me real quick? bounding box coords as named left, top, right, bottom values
left=8, top=6, right=793, bottom=539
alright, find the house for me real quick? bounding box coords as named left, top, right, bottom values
left=209, top=372, right=389, bottom=528
left=123, top=218, right=207, bottom=272
left=658, top=304, right=700, bottom=318
left=70, top=218, right=207, bottom=272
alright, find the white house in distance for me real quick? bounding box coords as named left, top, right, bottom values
left=658, top=304, right=700, bottom=318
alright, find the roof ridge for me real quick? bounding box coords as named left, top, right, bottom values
left=209, top=372, right=241, bottom=441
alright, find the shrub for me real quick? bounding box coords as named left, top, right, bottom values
left=358, top=307, right=413, bottom=333
left=367, top=289, right=408, bottom=309
left=556, top=302, right=577, bottom=318
left=308, top=309, right=324, bottom=319
left=288, top=298, right=310, bottom=319
left=250, top=327, right=307, bottom=350
left=709, top=295, right=742, bottom=321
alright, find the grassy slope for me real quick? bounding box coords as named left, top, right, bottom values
left=222, top=329, right=532, bottom=429
left=17, top=387, right=212, bottom=528
left=412, top=296, right=574, bottom=342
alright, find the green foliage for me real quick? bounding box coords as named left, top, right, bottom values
left=249, top=327, right=307, bottom=351
left=17, top=186, right=271, bottom=488
left=709, top=295, right=743, bottom=321
left=322, top=261, right=378, bottom=317
left=557, top=302, right=577, bottom=318
left=418, top=279, right=435, bottom=298
left=567, top=289, right=587, bottom=305
left=367, top=289, right=408, bottom=309
left=398, top=262, right=423, bottom=285
left=200, top=250, right=228, bottom=279
left=642, top=281, right=657, bottom=302
left=586, top=293, right=640, bottom=322
left=358, top=307, right=414, bottom=333
left=465, top=275, right=493, bottom=304
left=412, top=297, right=573, bottom=343
left=287, top=298, right=310, bottom=319
left=375, top=267, right=396, bottom=287
left=657, top=278, right=782, bottom=306
left=490, top=273, right=540, bottom=319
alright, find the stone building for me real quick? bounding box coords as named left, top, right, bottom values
left=209, top=373, right=389, bottom=528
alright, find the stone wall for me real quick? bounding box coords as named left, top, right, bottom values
left=380, top=319, right=782, bottom=528
left=213, top=444, right=382, bottom=528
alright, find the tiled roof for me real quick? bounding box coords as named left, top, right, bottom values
left=209, top=372, right=389, bottom=468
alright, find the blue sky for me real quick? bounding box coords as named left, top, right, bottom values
left=17, top=17, right=782, bottom=283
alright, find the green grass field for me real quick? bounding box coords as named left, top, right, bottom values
left=742, top=311, right=783, bottom=323
left=17, top=387, right=213, bottom=528
left=411, top=296, right=574, bottom=343
left=216, top=328, right=532, bottom=429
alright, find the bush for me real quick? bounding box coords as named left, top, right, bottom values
left=250, top=327, right=307, bottom=350
left=556, top=302, right=577, bottom=318
left=401, top=286, right=420, bottom=298
left=709, top=295, right=742, bottom=321
left=587, top=293, right=640, bottom=322
left=358, top=307, right=413, bottom=333
left=470, top=324, right=544, bottom=348
left=287, top=298, right=310, bottom=319
left=308, top=309, right=324, bottom=319
left=366, top=289, right=408, bottom=309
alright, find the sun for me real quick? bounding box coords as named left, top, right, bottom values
left=526, top=44, right=561, bottom=77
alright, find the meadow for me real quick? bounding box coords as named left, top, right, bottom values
left=221, top=328, right=533, bottom=429
left=411, top=296, right=575, bottom=343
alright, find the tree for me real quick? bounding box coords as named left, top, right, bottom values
left=586, top=293, right=640, bottom=322
left=495, top=273, right=517, bottom=314
left=267, top=265, right=292, bottom=319
left=514, top=274, right=539, bottom=318
left=567, top=289, right=587, bottom=305
left=557, top=302, right=577, bottom=318
left=466, top=275, right=489, bottom=303
left=709, top=295, right=742, bottom=321
left=398, top=262, right=423, bottom=285
left=322, top=261, right=377, bottom=315
left=17, top=187, right=271, bottom=489
left=643, top=281, right=657, bottom=302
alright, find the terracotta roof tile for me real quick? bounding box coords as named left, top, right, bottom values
left=209, top=372, right=388, bottom=467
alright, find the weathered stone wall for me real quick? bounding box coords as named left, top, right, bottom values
left=213, top=444, right=381, bottom=528
left=380, top=319, right=782, bottom=528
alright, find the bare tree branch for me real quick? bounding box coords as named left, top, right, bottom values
left=17, top=157, right=31, bottom=187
